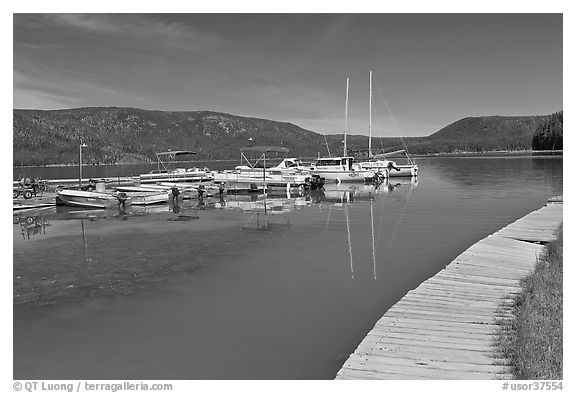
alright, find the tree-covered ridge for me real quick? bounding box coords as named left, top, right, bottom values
left=403, top=115, right=549, bottom=154
left=13, top=108, right=560, bottom=166
left=532, top=111, right=563, bottom=150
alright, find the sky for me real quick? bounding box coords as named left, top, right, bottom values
left=13, top=13, right=563, bottom=137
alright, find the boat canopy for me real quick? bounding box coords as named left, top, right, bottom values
left=155, top=150, right=197, bottom=172
left=239, top=146, right=289, bottom=169
left=156, top=150, right=197, bottom=158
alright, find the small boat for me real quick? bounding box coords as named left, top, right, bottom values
left=310, top=156, right=376, bottom=183
left=359, top=149, right=418, bottom=177
left=310, top=77, right=376, bottom=183
left=124, top=191, right=169, bottom=205
left=114, top=185, right=171, bottom=205
left=360, top=71, right=418, bottom=177
left=55, top=189, right=127, bottom=208
left=213, top=146, right=312, bottom=191
left=139, top=150, right=214, bottom=184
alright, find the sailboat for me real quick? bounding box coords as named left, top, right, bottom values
left=310, top=77, right=377, bottom=183
left=358, top=71, right=418, bottom=177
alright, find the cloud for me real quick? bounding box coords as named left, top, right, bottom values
left=15, top=14, right=224, bottom=54
left=13, top=67, right=151, bottom=110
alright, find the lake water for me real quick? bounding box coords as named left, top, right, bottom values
left=13, top=156, right=563, bottom=379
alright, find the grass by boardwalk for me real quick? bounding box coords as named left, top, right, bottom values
left=496, top=224, right=563, bottom=379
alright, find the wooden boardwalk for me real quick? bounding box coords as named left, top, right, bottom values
left=336, top=198, right=563, bottom=380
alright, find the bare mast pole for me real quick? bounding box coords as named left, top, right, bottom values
left=369, top=70, right=373, bottom=158
left=344, top=77, right=349, bottom=157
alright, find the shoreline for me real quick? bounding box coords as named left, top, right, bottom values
left=12, top=150, right=564, bottom=168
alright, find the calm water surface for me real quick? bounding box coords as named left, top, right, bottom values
left=13, top=157, right=563, bottom=379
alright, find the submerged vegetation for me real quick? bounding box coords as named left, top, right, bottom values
left=496, top=224, right=563, bottom=379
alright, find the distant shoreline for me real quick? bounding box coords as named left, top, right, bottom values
left=12, top=150, right=563, bottom=168
left=412, top=150, right=563, bottom=158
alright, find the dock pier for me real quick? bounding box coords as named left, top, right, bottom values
left=336, top=197, right=563, bottom=380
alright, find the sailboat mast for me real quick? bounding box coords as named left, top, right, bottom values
left=344, top=77, right=349, bottom=157
left=369, top=70, right=373, bottom=158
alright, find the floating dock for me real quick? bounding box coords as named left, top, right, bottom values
left=336, top=197, right=563, bottom=380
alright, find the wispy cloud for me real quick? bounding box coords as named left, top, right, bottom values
left=13, top=68, right=151, bottom=110
left=15, top=14, right=224, bottom=54
left=64, top=14, right=221, bottom=51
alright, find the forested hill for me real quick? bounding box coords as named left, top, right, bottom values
left=13, top=107, right=330, bottom=165
left=405, top=115, right=550, bottom=154
left=13, top=107, right=558, bottom=166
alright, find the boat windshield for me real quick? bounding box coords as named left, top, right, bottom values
left=316, top=158, right=342, bottom=166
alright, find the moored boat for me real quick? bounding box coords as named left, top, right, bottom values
left=55, top=189, right=127, bottom=208
left=213, top=147, right=312, bottom=191
left=310, top=77, right=377, bottom=184
left=310, top=156, right=376, bottom=183
left=139, top=151, right=214, bottom=184
left=360, top=71, right=418, bottom=177
left=359, top=149, right=418, bottom=177
left=122, top=190, right=170, bottom=205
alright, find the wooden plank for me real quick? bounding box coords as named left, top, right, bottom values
left=353, top=342, right=502, bottom=365
left=336, top=367, right=435, bottom=380
left=386, top=307, right=496, bottom=323
left=445, top=263, right=530, bottom=274
left=374, top=316, right=498, bottom=334
left=435, top=272, right=522, bottom=286
left=347, top=348, right=508, bottom=370
left=391, top=301, right=506, bottom=317
left=341, top=358, right=499, bottom=379
left=407, top=286, right=517, bottom=300
left=417, top=283, right=516, bottom=297
left=445, top=265, right=530, bottom=278
left=370, top=324, right=498, bottom=341
left=346, top=352, right=510, bottom=375
left=420, top=279, right=519, bottom=291
left=397, top=297, right=505, bottom=310
left=384, top=310, right=499, bottom=326
left=336, top=202, right=562, bottom=379
left=367, top=330, right=494, bottom=346
left=399, top=296, right=508, bottom=311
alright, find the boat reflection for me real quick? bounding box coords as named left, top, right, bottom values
left=316, top=178, right=418, bottom=281
left=319, top=177, right=418, bottom=203
left=219, top=194, right=307, bottom=231
left=219, top=193, right=309, bottom=214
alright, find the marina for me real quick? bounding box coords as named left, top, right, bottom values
left=13, top=156, right=562, bottom=379
left=12, top=13, right=563, bottom=382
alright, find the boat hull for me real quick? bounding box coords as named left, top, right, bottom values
left=359, top=161, right=418, bottom=177
left=139, top=171, right=213, bottom=184
left=388, top=164, right=418, bottom=177
left=125, top=191, right=170, bottom=205
left=56, top=190, right=121, bottom=208
left=310, top=169, right=376, bottom=183
left=213, top=171, right=311, bottom=191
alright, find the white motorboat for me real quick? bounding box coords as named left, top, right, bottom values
left=139, top=150, right=214, bottom=184
left=310, top=156, right=376, bottom=183
left=213, top=147, right=313, bottom=191
left=123, top=190, right=170, bottom=205
left=55, top=189, right=126, bottom=208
